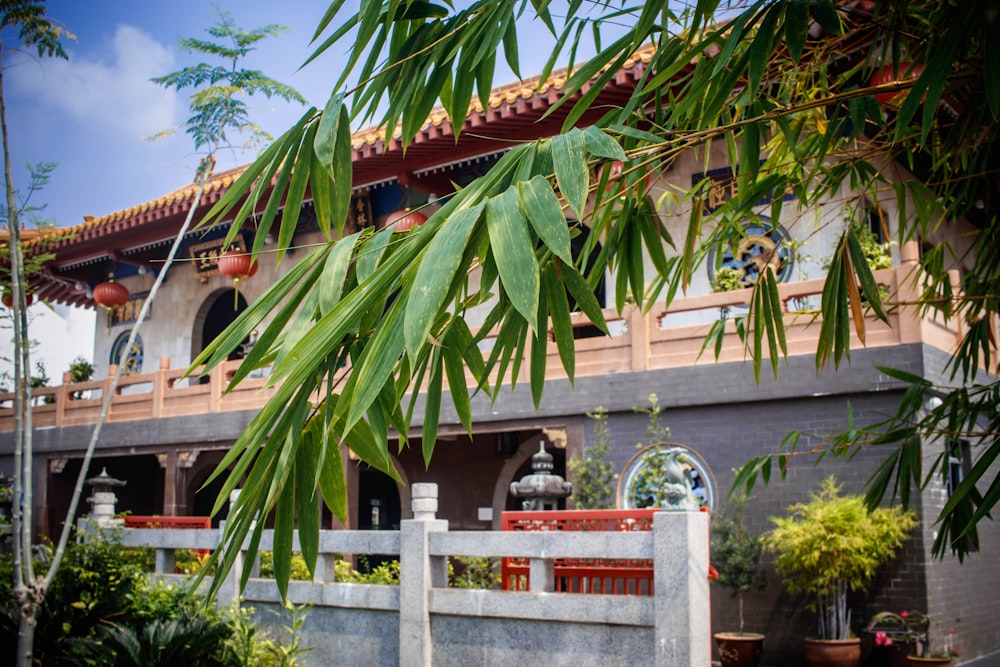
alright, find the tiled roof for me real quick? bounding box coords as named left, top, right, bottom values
left=25, top=45, right=656, bottom=306
left=62, top=47, right=655, bottom=238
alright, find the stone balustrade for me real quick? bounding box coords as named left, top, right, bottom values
left=117, top=483, right=710, bottom=667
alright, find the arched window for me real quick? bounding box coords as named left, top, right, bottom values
left=617, top=442, right=717, bottom=511
left=110, top=333, right=143, bottom=376
left=707, top=216, right=794, bottom=288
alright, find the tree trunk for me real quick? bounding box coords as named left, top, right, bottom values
left=15, top=596, right=37, bottom=667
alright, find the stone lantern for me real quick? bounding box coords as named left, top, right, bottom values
left=509, top=441, right=573, bottom=510
left=85, top=467, right=126, bottom=526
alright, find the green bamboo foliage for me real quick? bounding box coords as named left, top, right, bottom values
left=190, top=0, right=1000, bottom=592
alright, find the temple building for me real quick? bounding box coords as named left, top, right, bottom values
left=2, top=43, right=998, bottom=665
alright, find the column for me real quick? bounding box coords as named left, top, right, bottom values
left=398, top=483, right=448, bottom=667
left=653, top=510, right=711, bottom=667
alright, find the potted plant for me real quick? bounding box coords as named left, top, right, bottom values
left=712, top=265, right=746, bottom=319
left=904, top=613, right=961, bottom=666
left=712, top=494, right=768, bottom=667
left=762, top=477, right=917, bottom=667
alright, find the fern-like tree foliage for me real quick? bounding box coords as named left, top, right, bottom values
left=151, top=12, right=305, bottom=150
left=188, top=0, right=1000, bottom=597
left=567, top=407, right=618, bottom=509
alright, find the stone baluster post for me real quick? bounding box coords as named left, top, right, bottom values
left=653, top=510, right=711, bottom=667
left=399, top=483, right=448, bottom=667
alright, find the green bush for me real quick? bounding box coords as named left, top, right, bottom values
left=0, top=531, right=152, bottom=665
left=258, top=551, right=312, bottom=581
left=762, top=477, right=916, bottom=640
left=448, top=556, right=501, bottom=589
left=0, top=529, right=311, bottom=666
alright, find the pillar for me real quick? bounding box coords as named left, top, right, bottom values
left=398, top=483, right=448, bottom=667
left=653, top=510, right=711, bottom=667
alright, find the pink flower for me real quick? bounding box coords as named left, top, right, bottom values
left=875, top=631, right=893, bottom=647
left=900, top=611, right=910, bottom=618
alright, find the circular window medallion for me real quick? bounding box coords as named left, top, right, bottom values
left=110, top=333, right=143, bottom=376
left=617, top=443, right=716, bottom=511
left=708, top=216, right=793, bottom=288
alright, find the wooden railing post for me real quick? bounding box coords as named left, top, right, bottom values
left=629, top=304, right=650, bottom=372
left=152, top=357, right=169, bottom=418
left=55, top=372, right=70, bottom=427
left=209, top=361, right=223, bottom=413
left=105, top=365, right=118, bottom=418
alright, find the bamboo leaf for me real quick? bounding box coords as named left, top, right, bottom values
left=273, top=460, right=295, bottom=600
left=296, top=433, right=320, bottom=577
left=405, top=201, right=485, bottom=359
left=342, top=292, right=407, bottom=436
left=517, top=176, right=572, bottom=265
left=529, top=274, right=549, bottom=409
left=442, top=325, right=473, bottom=435
left=319, top=231, right=362, bottom=317
left=423, top=346, right=443, bottom=467
left=846, top=226, right=887, bottom=322
left=551, top=129, right=589, bottom=219
left=784, top=0, right=809, bottom=63
left=561, top=263, right=608, bottom=334
left=486, top=189, right=539, bottom=330
left=279, top=134, right=313, bottom=255
left=315, top=418, right=347, bottom=523
left=842, top=240, right=866, bottom=343
left=583, top=125, right=627, bottom=161
left=314, top=92, right=353, bottom=235
left=545, top=263, right=575, bottom=381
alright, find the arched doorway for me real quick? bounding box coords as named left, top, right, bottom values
left=357, top=464, right=401, bottom=531
left=194, top=289, right=250, bottom=360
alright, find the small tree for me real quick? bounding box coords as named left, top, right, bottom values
left=0, top=6, right=302, bottom=664
left=712, top=494, right=768, bottom=636
left=566, top=406, right=618, bottom=509
left=66, top=355, right=93, bottom=400
left=630, top=394, right=678, bottom=508
left=762, top=477, right=916, bottom=641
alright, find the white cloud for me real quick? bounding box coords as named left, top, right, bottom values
left=10, top=24, right=179, bottom=140
left=0, top=305, right=94, bottom=387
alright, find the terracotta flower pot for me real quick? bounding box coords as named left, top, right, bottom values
left=715, top=632, right=765, bottom=667
left=906, top=657, right=951, bottom=667
left=804, top=637, right=862, bottom=667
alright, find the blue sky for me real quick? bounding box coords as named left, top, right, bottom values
left=3, top=0, right=612, bottom=383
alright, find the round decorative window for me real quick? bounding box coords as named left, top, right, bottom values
left=110, top=333, right=143, bottom=376
left=708, top=216, right=793, bottom=287
left=617, top=442, right=716, bottom=511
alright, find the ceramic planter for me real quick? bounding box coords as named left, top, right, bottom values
left=804, top=637, right=862, bottom=667
left=906, top=657, right=951, bottom=666
left=714, top=632, right=765, bottom=667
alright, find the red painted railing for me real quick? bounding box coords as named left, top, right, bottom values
left=122, top=515, right=211, bottom=529
left=500, top=509, right=659, bottom=595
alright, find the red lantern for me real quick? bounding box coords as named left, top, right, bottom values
left=93, top=280, right=129, bottom=309
left=2, top=289, right=33, bottom=309
left=387, top=208, right=428, bottom=231
left=871, top=63, right=923, bottom=105
left=217, top=248, right=258, bottom=285
left=217, top=248, right=257, bottom=310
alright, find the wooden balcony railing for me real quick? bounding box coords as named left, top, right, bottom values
left=0, top=245, right=964, bottom=433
